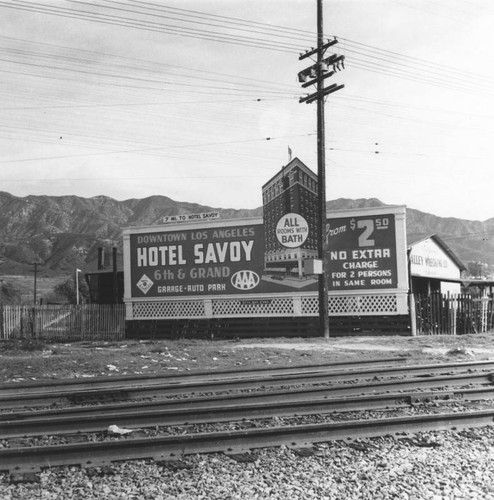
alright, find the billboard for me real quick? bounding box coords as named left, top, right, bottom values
left=325, top=212, right=399, bottom=291
left=127, top=219, right=319, bottom=298
left=124, top=206, right=407, bottom=312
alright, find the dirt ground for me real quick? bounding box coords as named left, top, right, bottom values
left=238, top=335, right=494, bottom=356
left=1, top=334, right=494, bottom=383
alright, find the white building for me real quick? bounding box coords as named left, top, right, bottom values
left=408, top=234, right=466, bottom=295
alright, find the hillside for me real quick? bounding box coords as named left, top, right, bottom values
left=0, top=191, right=492, bottom=277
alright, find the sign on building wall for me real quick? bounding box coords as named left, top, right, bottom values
left=410, top=238, right=461, bottom=281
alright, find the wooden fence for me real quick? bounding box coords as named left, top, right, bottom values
left=1, top=297, right=492, bottom=341
left=414, top=293, right=494, bottom=335
left=0, top=304, right=125, bottom=341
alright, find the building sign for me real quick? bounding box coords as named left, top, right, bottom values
left=128, top=221, right=319, bottom=298
left=410, top=238, right=460, bottom=281
left=163, top=212, right=219, bottom=223
left=275, top=213, right=309, bottom=248
left=125, top=206, right=407, bottom=310
left=326, top=213, right=398, bottom=291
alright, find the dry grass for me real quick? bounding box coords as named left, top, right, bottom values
left=2, top=275, right=66, bottom=304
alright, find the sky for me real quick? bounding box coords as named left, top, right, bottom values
left=1, top=0, right=494, bottom=221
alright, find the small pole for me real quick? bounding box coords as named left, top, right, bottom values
left=33, top=262, right=38, bottom=305
left=407, top=249, right=417, bottom=336
left=112, top=247, right=118, bottom=304
left=32, top=262, right=39, bottom=338
left=76, top=269, right=81, bottom=305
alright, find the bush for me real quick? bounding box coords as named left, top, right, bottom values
left=53, top=276, right=89, bottom=304
left=0, top=281, right=22, bottom=304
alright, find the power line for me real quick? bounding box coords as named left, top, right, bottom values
left=442, top=230, right=494, bottom=241
left=2, top=0, right=493, bottom=93
left=96, top=0, right=309, bottom=44
left=0, top=56, right=294, bottom=96
left=0, top=35, right=297, bottom=92
left=338, top=37, right=494, bottom=86
left=0, top=0, right=302, bottom=53
left=0, top=132, right=317, bottom=164
left=118, top=0, right=494, bottom=87
left=123, top=0, right=314, bottom=41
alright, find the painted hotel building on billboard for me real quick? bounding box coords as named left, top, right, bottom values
left=262, top=157, right=319, bottom=277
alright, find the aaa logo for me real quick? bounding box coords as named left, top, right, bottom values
left=231, top=270, right=260, bottom=290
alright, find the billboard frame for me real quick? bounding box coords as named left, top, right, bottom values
left=123, top=206, right=409, bottom=322
left=325, top=205, right=408, bottom=315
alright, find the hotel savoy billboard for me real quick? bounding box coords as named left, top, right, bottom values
left=124, top=205, right=407, bottom=303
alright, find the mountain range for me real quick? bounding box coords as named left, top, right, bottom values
left=0, top=191, right=492, bottom=277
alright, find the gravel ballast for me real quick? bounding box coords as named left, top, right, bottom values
left=2, top=427, right=494, bottom=499
left=2, top=336, right=494, bottom=499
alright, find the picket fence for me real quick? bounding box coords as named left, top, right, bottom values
left=0, top=304, right=125, bottom=341
left=414, top=293, right=494, bottom=335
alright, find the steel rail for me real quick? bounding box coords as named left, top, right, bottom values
left=2, top=360, right=494, bottom=409
left=2, top=409, right=494, bottom=473
left=0, top=357, right=407, bottom=395
left=1, top=373, right=493, bottom=438
left=3, top=371, right=493, bottom=421
left=2, top=385, right=494, bottom=439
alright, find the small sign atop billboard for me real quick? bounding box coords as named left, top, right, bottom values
left=163, top=212, right=220, bottom=224
left=305, top=259, right=323, bottom=275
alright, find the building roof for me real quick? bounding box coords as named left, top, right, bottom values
left=462, top=279, right=494, bottom=288
left=261, top=157, right=317, bottom=190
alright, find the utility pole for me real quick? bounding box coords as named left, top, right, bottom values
left=298, top=0, right=345, bottom=338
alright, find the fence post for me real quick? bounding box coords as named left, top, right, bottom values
left=490, top=296, right=494, bottom=332
left=409, top=292, right=417, bottom=336
left=447, top=294, right=454, bottom=335
left=78, top=304, right=86, bottom=341
left=481, top=296, right=488, bottom=333
left=20, top=306, right=24, bottom=339
left=31, top=306, right=36, bottom=339
left=450, top=295, right=457, bottom=335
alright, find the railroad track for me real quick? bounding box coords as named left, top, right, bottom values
left=2, top=359, right=494, bottom=474
left=0, top=356, right=407, bottom=395
left=2, top=409, right=494, bottom=473
left=1, top=384, right=494, bottom=439
left=2, top=359, right=494, bottom=409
